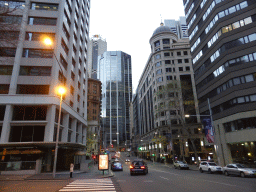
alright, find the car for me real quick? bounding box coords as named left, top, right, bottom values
left=125, top=159, right=130, bottom=162
left=126, top=154, right=130, bottom=157
left=130, top=160, right=148, bottom=176
left=199, top=161, right=222, bottom=174
left=174, top=161, right=189, bottom=170
left=223, top=163, right=256, bottom=178
left=111, top=162, right=123, bottom=171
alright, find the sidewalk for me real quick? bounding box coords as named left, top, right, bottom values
left=0, top=165, right=114, bottom=181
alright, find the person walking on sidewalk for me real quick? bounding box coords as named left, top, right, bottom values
left=70, top=163, right=74, bottom=178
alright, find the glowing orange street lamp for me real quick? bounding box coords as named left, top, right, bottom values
left=53, top=86, right=66, bottom=178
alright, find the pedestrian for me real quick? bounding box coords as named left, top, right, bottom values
left=70, top=163, right=74, bottom=178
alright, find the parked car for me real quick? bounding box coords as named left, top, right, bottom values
left=125, top=159, right=130, bottom=162
left=199, top=162, right=222, bottom=174
left=174, top=161, right=189, bottom=170
left=111, top=162, right=123, bottom=171
left=223, top=163, right=256, bottom=178
left=130, top=160, right=148, bottom=176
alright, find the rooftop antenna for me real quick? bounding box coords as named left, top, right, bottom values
left=160, top=14, right=163, bottom=26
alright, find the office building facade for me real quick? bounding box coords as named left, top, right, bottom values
left=183, top=0, right=256, bottom=165
left=0, top=0, right=90, bottom=172
left=87, top=35, right=107, bottom=79
left=164, top=16, right=189, bottom=39
left=135, top=24, right=211, bottom=163
left=98, top=51, right=132, bottom=148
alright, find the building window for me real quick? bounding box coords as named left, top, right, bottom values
left=156, top=69, right=162, bottom=75
left=16, top=85, right=50, bottom=94
left=184, top=59, right=189, bottom=63
left=22, top=49, right=53, bottom=58
left=0, top=31, right=19, bottom=40
left=155, top=54, right=161, bottom=60
left=31, top=2, right=59, bottom=11
left=165, top=60, right=171, bottom=64
left=163, top=39, right=170, bottom=44
left=12, top=105, right=47, bottom=120
left=19, top=66, right=51, bottom=76
left=177, top=52, right=181, bottom=56
left=60, top=54, right=68, bottom=70
left=184, top=51, right=188, bottom=55
left=58, top=71, right=66, bottom=85
left=186, top=66, right=190, bottom=71
left=0, top=65, right=13, bottom=75
left=154, top=41, right=160, bottom=47
left=28, top=17, right=57, bottom=25
left=0, top=48, right=16, bottom=57
left=179, top=67, right=183, bottom=71
left=61, top=39, right=69, bottom=55
left=9, top=126, right=45, bottom=142
left=25, top=32, right=55, bottom=41
left=178, top=59, right=182, bottom=64
left=164, top=52, right=170, bottom=57
left=0, top=15, right=22, bottom=24
left=167, top=76, right=172, bottom=80
left=0, top=84, right=9, bottom=94
left=70, top=86, right=74, bottom=95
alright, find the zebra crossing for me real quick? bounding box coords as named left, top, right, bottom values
left=59, top=178, right=117, bottom=192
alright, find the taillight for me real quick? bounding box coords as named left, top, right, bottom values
left=141, top=166, right=145, bottom=169
left=113, top=165, right=115, bottom=167
left=130, top=165, right=134, bottom=169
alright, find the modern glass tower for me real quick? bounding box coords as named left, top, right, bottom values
left=98, top=51, right=132, bottom=148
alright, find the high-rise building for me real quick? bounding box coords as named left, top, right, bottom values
left=87, top=35, right=107, bottom=79
left=183, top=0, right=256, bottom=166
left=134, top=23, right=210, bottom=163
left=0, top=0, right=90, bottom=172
left=164, top=16, right=189, bottom=39
left=87, top=78, right=101, bottom=155
left=98, top=51, right=132, bottom=148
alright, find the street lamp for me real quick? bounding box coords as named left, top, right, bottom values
left=53, top=86, right=66, bottom=178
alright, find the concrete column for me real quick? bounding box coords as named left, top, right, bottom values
left=215, top=124, right=232, bottom=166
left=44, top=105, right=56, bottom=142
left=83, top=127, right=87, bottom=145
left=71, top=119, right=77, bottom=143
left=0, top=105, right=13, bottom=143
left=61, top=113, right=69, bottom=142
left=78, top=122, right=82, bottom=144
left=9, top=0, right=30, bottom=94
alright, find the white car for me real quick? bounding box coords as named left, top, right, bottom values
left=199, top=162, right=222, bottom=174
left=173, top=161, right=189, bottom=170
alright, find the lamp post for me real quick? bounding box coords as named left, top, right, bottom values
left=42, top=37, right=67, bottom=178
left=52, top=86, right=66, bottom=178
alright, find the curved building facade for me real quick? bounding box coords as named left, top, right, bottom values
left=184, top=0, right=256, bottom=166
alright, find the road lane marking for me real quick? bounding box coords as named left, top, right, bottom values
left=144, top=180, right=153, bottom=182
left=59, top=178, right=116, bottom=192
left=160, top=176, right=169, bottom=180
left=150, top=168, right=237, bottom=187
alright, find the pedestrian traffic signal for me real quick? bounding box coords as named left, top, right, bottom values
left=152, top=154, right=155, bottom=156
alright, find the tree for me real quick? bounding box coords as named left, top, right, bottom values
left=0, top=0, right=25, bottom=53
left=154, top=78, right=201, bottom=165
left=86, top=131, right=97, bottom=155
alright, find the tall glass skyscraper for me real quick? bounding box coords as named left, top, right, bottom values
left=98, top=51, right=132, bottom=148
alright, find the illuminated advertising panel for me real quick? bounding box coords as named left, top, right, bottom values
left=98, top=155, right=109, bottom=170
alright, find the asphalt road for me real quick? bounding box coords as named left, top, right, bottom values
left=0, top=152, right=255, bottom=192
left=113, top=152, right=256, bottom=192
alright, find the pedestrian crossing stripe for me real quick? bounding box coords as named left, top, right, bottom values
left=59, top=178, right=116, bottom=192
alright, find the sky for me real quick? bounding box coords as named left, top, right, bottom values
left=89, top=0, right=185, bottom=93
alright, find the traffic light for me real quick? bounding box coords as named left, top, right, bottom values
left=152, top=154, right=155, bottom=156
left=139, top=147, right=142, bottom=151
left=92, top=155, right=96, bottom=159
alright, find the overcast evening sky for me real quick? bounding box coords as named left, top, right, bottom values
left=89, top=0, right=185, bottom=93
